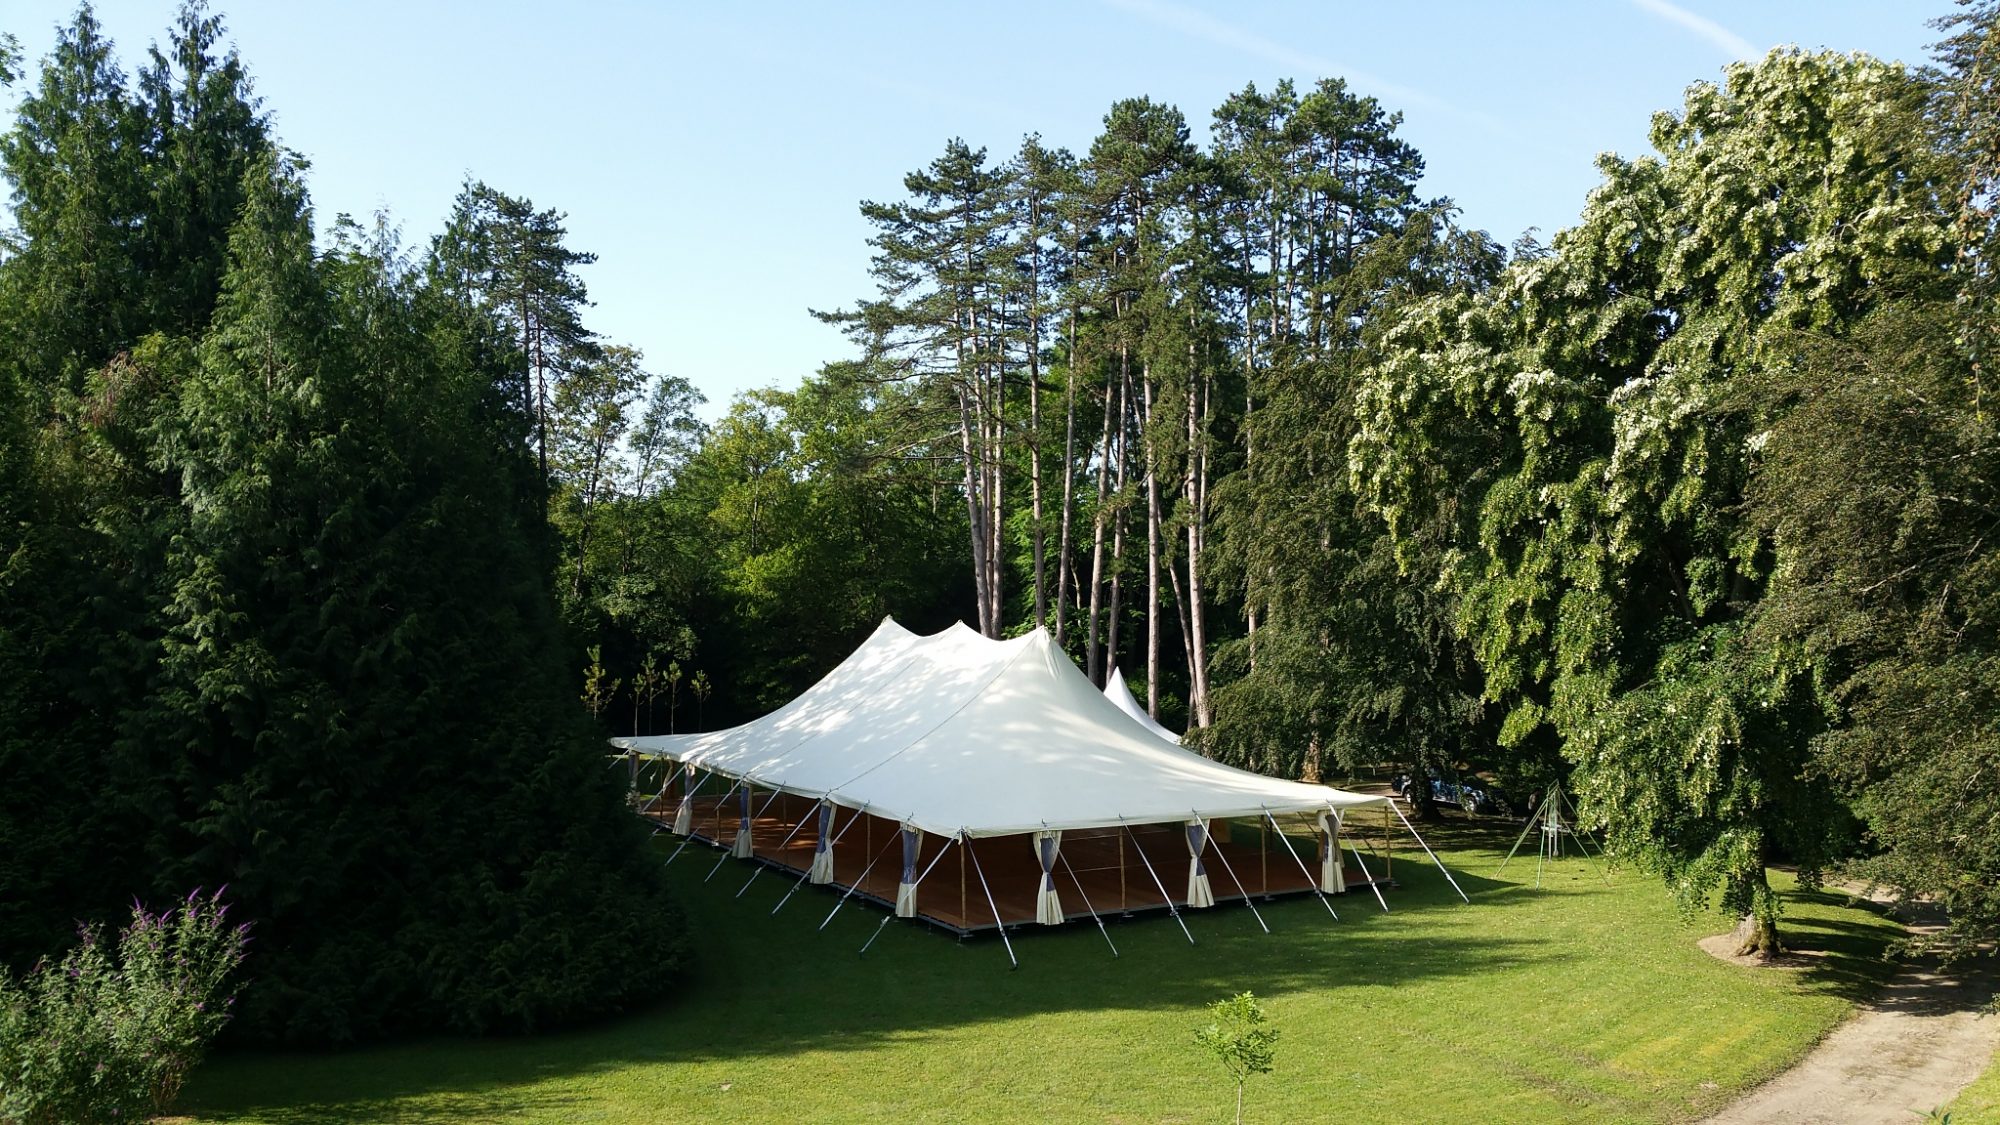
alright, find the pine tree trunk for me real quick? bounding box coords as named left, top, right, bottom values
left=1144, top=362, right=1161, bottom=719
left=1107, top=352, right=1131, bottom=680
left=1054, top=308, right=1079, bottom=648
left=956, top=381, right=991, bottom=633
left=988, top=352, right=1005, bottom=637
left=1028, top=206, right=1047, bottom=631
left=533, top=317, right=550, bottom=480
left=1186, top=349, right=1212, bottom=728
left=1167, top=553, right=1193, bottom=710
left=1085, top=361, right=1117, bottom=683
left=570, top=442, right=607, bottom=602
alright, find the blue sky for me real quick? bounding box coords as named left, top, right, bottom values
left=3, top=2, right=1941, bottom=417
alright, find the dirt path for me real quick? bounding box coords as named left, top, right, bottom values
left=1703, top=909, right=1998, bottom=1125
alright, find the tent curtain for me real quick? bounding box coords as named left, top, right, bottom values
left=1316, top=810, right=1346, bottom=894
left=1033, top=830, right=1064, bottom=925
left=672, top=770, right=697, bottom=835
left=895, top=825, right=923, bottom=917
left=1185, top=819, right=1215, bottom=908
left=732, top=784, right=754, bottom=858
left=809, top=802, right=835, bottom=883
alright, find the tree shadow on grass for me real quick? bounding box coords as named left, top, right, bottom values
left=1754, top=888, right=1926, bottom=1005
left=182, top=828, right=1553, bottom=1122
left=178, top=820, right=1901, bottom=1123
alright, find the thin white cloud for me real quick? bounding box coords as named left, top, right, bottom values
left=1096, top=0, right=1578, bottom=166
left=1629, top=0, right=1760, bottom=61
left=1099, top=0, right=1446, bottom=116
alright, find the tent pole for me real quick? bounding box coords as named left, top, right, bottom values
left=1120, top=820, right=1194, bottom=945
left=1260, top=818, right=1268, bottom=895
left=959, top=841, right=967, bottom=924
left=1391, top=802, right=1471, bottom=904
left=667, top=774, right=738, bottom=867
left=1118, top=829, right=1128, bottom=913
left=1346, top=838, right=1390, bottom=913
left=818, top=828, right=903, bottom=932
left=738, top=797, right=818, bottom=898
left=1203, top=819, right=1269, bottom=934
left=1056, top=850, right=1118, bottom=958
left=712, top=780, right=780, bottom=876
left=772, top=804, right=865, bottom=916
left=964, top=832, right=1018, bottom=969
left=861, top=835, right=959, bottom=954
left=1384, top=802, right=1393, bottom=881
left=1262, top=810, right=1338, bottom=920
left=638, top=762, right=687, bottom=815
left=661, top=766, right=705, bottom=855
left=1333, top=807, right=1391, bottom=913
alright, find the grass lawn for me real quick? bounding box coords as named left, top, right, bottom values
left=175, top=817, right=1901, bottom=1124
left=1947, top=1046, right=2000, bottom=1123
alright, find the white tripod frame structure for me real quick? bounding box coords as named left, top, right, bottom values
left=1496, top=782, right=1609, bottom=888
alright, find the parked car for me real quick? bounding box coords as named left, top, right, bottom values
left=1392, top=771, right=1514, bottom=816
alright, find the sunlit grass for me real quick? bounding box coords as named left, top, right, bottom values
left=1947, top=1047, right=2000, bottom=1123
left=176, top=818, right=1900, bottom=1124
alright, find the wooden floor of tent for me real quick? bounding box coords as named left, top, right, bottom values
left=642, top=790, right=1393, bottom=934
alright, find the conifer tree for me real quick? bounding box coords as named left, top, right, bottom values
left=432, top=179, right=599, bottom=480
left=127, top=156, right=684, bottom=1041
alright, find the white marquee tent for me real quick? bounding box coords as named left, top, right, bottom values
left=1103, top=666, right=1183, bottom=745
left=615, top=618, right=1464, bottom=957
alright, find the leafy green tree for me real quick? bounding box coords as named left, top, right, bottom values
left=684, top=377, right=968, bottom=710
left=0, top=6, right=686, bottom=1045
left=628, top=369, right=707, bottom=497
left=1731, top=3, right=2000, bottom=961
left=1079, top=97, right=1195, bottom=694
left=1742, top=300, right=1999, bottom=963
left=551, top=342, right=646, bottom=604
left=1355, top=51, right=1951, bottom=953
left=1194, top=991, right=1279, bottom=1125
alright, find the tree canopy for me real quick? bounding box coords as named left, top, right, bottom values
left=0, top=4, right=682, bottom=1043
left=3, top=0, right=1997, bottom=1022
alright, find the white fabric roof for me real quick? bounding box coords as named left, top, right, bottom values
left=1104, top=666, right=1184, bottom=745
left=614, top=618, right=1385, bottom=838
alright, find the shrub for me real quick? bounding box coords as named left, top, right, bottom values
left=0, top=890, right=249, bottom=1124
left=1195, top=991, right=1279, bottom=1125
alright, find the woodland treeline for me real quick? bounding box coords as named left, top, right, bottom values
left=563, top=10, right=1998, bottom=958
left=0, top=7, right=684, bottom=1043
left=0, top=0, right=1994, bottom=1050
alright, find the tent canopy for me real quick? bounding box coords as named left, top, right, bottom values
left=616, top=618, right=1385, bottom=839
left=1104, top=666, right=1184, bottom=745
